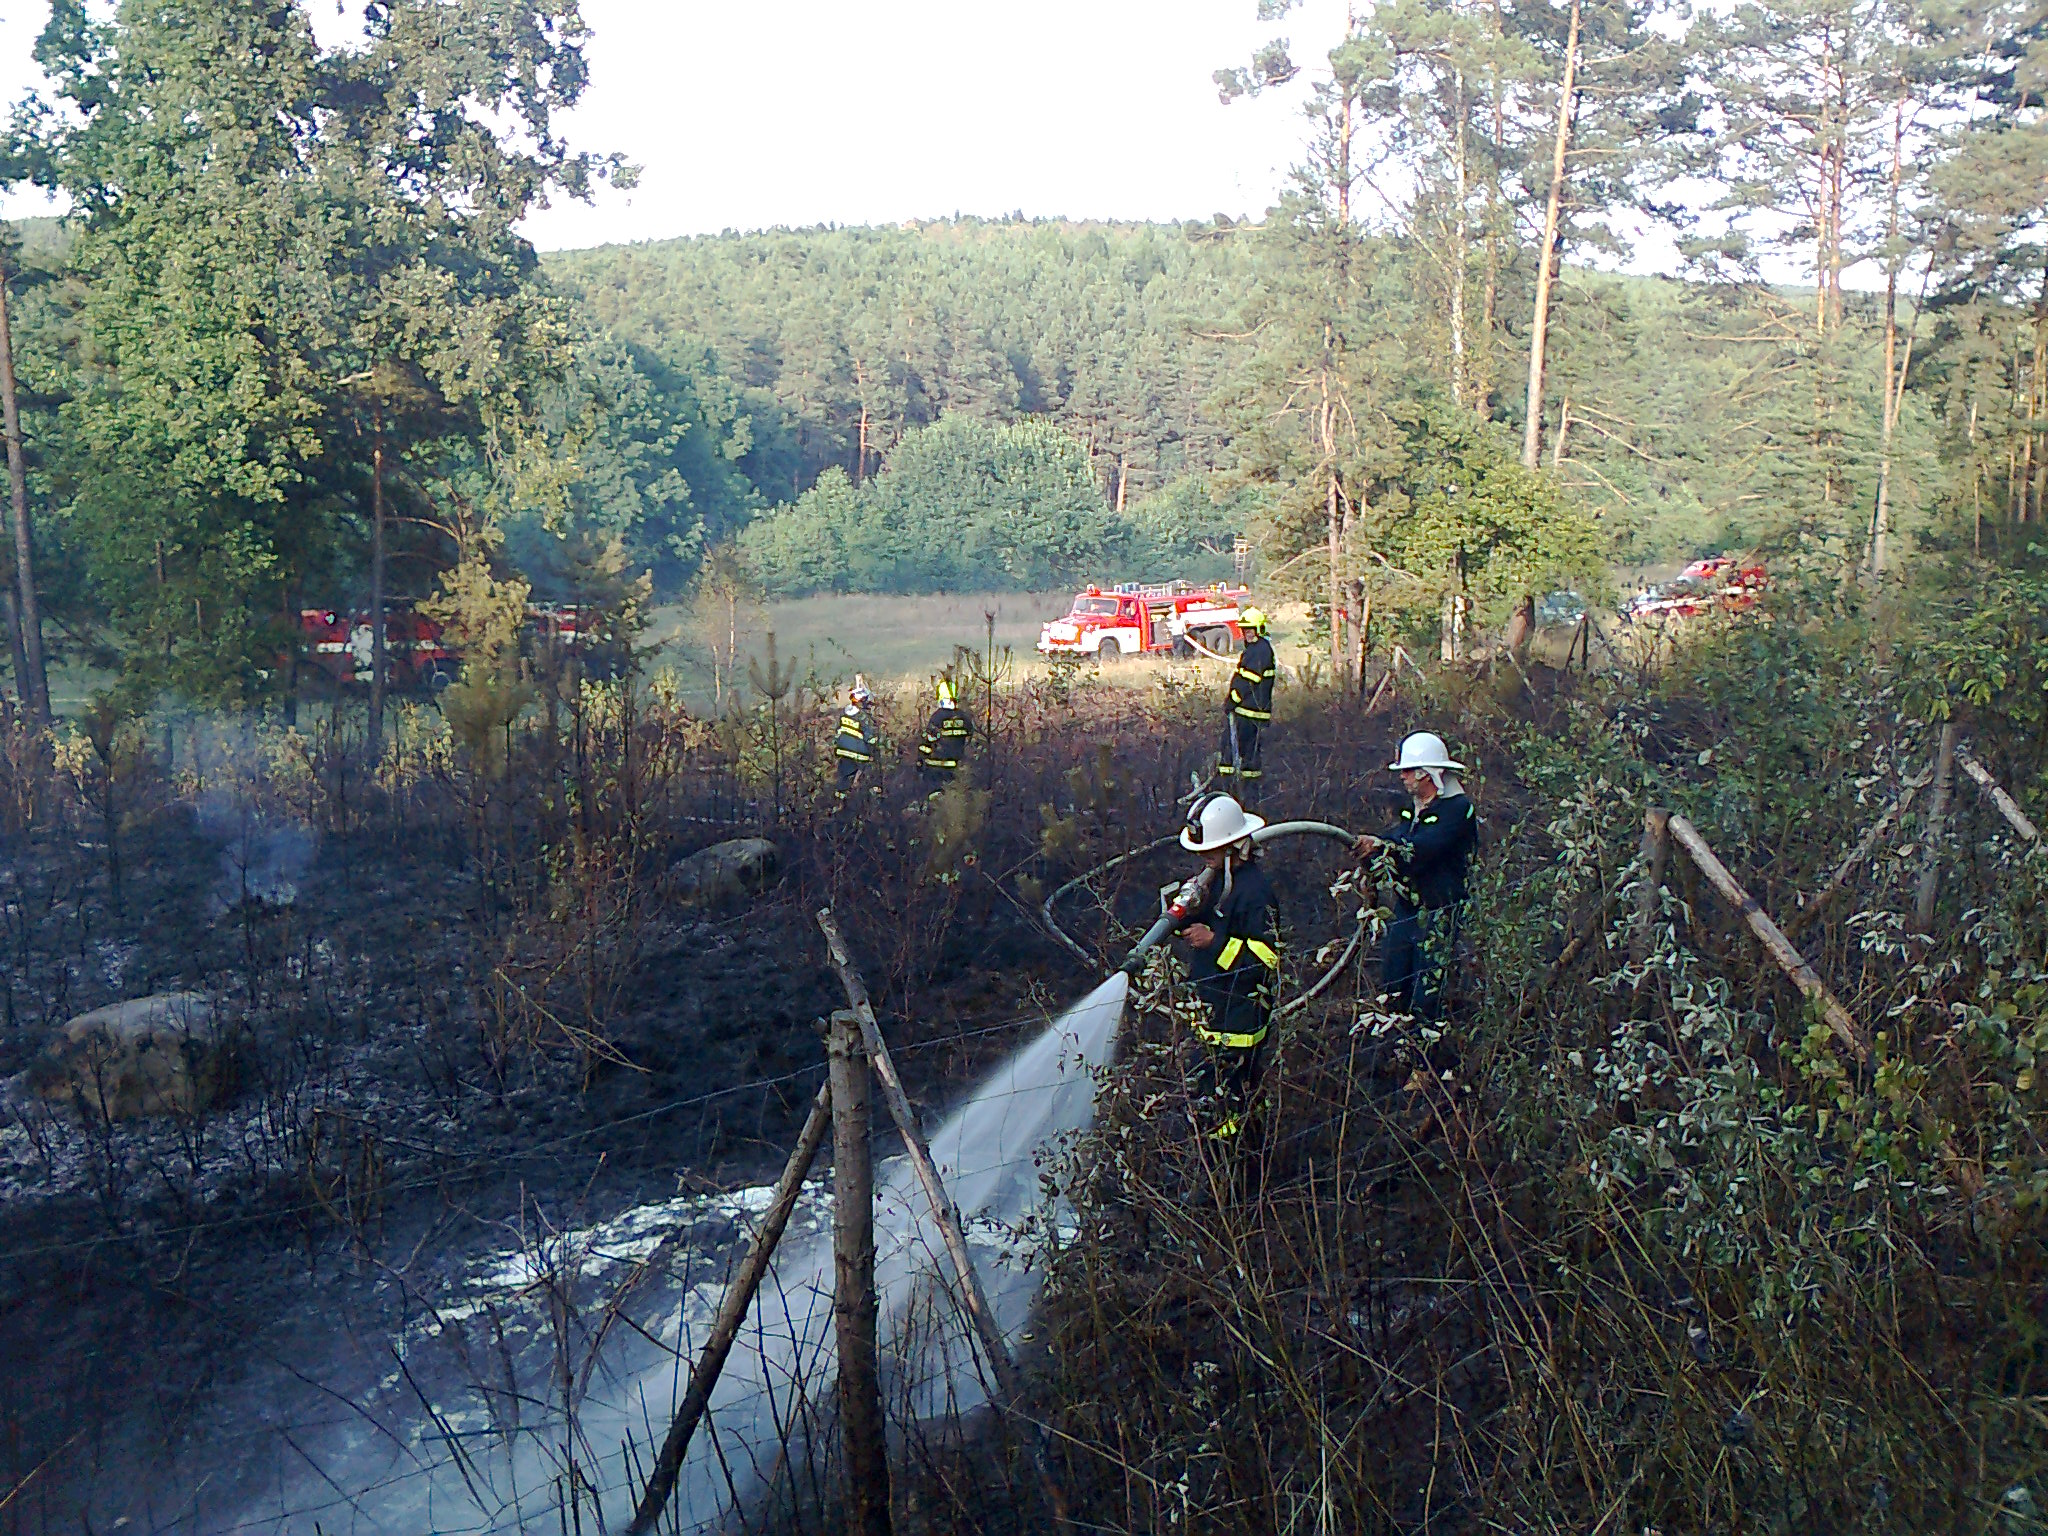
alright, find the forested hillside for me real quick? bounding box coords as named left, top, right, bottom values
left=544, top=221, right=1938, bottom=593
left=0, top=0, right=2040, bottom=714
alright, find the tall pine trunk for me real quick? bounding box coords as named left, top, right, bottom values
left=1869, top=100, right=1905, bottom=576
left=1522, top=0, right=1581, bottom=469
left=0, top=263, right=50, bottom=723
left=1450, top=69, right=1470, bottom=408
left=368, top=414, right=388, bottom=763
left=1323, top=379, right=1345, bottom=683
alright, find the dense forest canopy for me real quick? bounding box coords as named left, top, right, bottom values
left=0, top=0, right=2038, bottom=705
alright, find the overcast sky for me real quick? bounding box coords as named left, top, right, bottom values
left=1, top=0, right=1361, bottom=249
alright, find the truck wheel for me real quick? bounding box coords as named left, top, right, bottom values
left=1097, top=639, right=1123, bottom=664
left=1205, top=627, right=1240, bottom=655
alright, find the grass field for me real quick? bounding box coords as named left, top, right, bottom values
left=645, top=590, right=1067, bottom=696
left=24, top=586, right=1612, bottom=722
left=641, top=589, right=1345, bottom=710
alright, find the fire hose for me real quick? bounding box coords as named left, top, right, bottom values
left=1040, top=819, right=1368, bottom=1020
left=1179, top=629, right=1241, bottom=665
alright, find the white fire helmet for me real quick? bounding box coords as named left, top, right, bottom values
left=1388, top=732, right=1465, bottom=774
left=1181, top=792, right=1266, bottom=853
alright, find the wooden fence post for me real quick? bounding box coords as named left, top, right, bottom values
left=1631, top=808, right=1671, bottom=964
left=1913, top=723, right=1959, bottom=933
left=816, top=908, right=1073, bottom=1531
left=828, top=1009, right=893, bottom=1536
left=627, top=1080, right=834, bottom=1536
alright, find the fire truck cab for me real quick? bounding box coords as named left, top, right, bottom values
left=1037, top=582, right=1254, bottom=662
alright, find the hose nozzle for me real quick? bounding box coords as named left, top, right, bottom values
left=1116, top=866, right=1216, bottom=976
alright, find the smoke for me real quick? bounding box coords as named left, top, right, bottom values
left=192, top=794, right=319, bottom=914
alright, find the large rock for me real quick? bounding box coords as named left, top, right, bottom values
left=28, top=993, right=223, bottom=1120
left=669, top=837, right=781, bottom=909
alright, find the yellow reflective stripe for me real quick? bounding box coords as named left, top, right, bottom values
left=836, top=748, right=871, bottom=760
left=1215, top=936, right=1279, bottom=969
left=1196, top=1025, right=1268, bottom=1050
left=1236, top=667, right=1264, bottom=683
left=1232, top=707, right=1271, bottom=721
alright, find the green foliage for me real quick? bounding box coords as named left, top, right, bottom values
left=511, top=337, right=759, bottom=597
left=426, top=559, right=536, bottom=777
left=18, top=0, right=619, bottom=706
left=1897, top=555, right=2048, bottom=739
left=546, top=219, right=1249, bottom=511
left=739, top=414, right=1129, bottom=595
left=1129, top=476, right=1260, bottom=580
left=1364, top=404, right=1611, bottom=626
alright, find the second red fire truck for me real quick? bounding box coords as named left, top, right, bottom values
left=1037, top=581, right=1257, bottom=662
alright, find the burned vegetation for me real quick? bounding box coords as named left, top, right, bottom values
left=0, top=604, right=2044, bottom=1533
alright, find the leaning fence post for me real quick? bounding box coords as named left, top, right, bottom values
left=1956, top=745, right=2041, bottom=844
left=1664, top=814, right=1870, bottom=1062
left=1631, top=807, right=1671, bottom=964
left=827, top=1009, right=892, bottom=1536
left=1913, top=723, right=1959, bottom=933
left=627, top=1080, right=834, bottom=1536
left=815, top=908, right=1073, bottom=1531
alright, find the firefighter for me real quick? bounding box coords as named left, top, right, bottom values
left=1219, top=607, right=1276, bottom=798
left=1354, top=732, right=1477, bottom=1022
left=834, top=683, right=877, bottom=796
left=1176, top=792, right=1282, bottom=1140
left=916, top=677, right=972, bottom=785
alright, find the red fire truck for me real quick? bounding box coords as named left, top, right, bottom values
left=298, top=609, right=457, bottom=690
left=1037, top=582, right=1256, bottom=663
left=1619, top=555, right=1769, bottom=624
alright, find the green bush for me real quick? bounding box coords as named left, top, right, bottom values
left=739, top=414, right=1131, bottom=594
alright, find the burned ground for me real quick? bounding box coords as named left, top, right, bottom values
left=11, top=623, right=2040, bottom=1535
left=1, top=661, right=1379, bottom=1531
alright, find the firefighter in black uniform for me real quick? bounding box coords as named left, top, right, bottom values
left=1176, top=792, right=1282, bottom=1140
left=916, top=678, right=972, bottom=785
left=834, top=683, right=876, bottom=797
left=1219, top=607, right=1276, bottom=798
left=1355, top=732, right=1478, bottom=1021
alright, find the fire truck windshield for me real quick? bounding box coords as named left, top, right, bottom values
left=1072, top=597, right=1121, bottom=616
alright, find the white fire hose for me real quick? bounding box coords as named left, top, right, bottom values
left=1041, top=819, right=1368, bottom=1020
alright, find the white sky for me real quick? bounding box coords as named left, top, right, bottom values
left=1, top=0, right=1358, bottom=248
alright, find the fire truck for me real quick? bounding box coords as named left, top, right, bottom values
left=1037, top=581, right=1256, bottom=662
left=1619, top=555, right=1769, bottom=624
left=296, top=602, right=599, bottom=690
left=298, top=609, right=457, bottom=690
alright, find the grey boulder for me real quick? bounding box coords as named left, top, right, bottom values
left=669, top=837, right=781, bottom=909
left=28, top=993, right=223, bottom=1120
